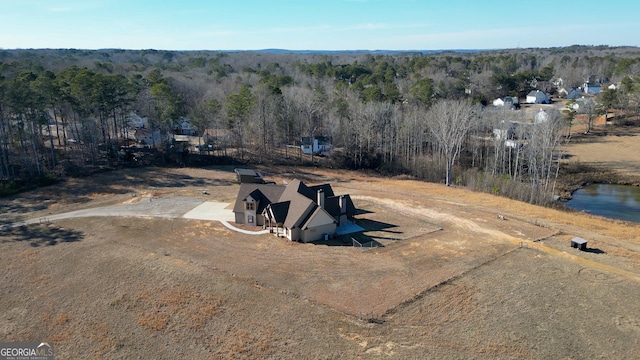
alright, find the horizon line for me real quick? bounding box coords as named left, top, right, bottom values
left=2, top=44, right=638, bottom=53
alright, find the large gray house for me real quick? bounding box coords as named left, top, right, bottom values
left=233, top=179, right=356, bottom=242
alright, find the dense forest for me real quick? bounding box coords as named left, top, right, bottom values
left=1, top=46, right=640, bottom=204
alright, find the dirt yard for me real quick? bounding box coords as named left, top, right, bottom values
left=2, top=166, right=640, bottom=359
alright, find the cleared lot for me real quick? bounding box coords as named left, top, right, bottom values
left=1, top=166, right=640, bottom=358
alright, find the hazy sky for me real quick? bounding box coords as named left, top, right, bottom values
left=1, top=0, right=638, bottom=50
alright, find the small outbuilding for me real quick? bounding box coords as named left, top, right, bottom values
left=234, top=168, right=266, bottom=184
left=300, top=136, right=332, bottom=156
left=571, top=237, right=588, bottom=251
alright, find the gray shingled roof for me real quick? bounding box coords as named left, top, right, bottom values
left=236, top=179, right=353, bottom=230
left=307, top=183, right=335, bottom=198
left=277, top=180, right=317, bottom=229
left=233, top=183, right=285, bottom=213
left=267, top=201, right=290, bottom=224
left=324, top=195, right=356, bottom=219
left=234, top=168, right=260, bottom=176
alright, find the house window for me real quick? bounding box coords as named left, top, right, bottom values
left=245, top=202, right=255, bottom=210
left=248, top=215, right=254, bottom=224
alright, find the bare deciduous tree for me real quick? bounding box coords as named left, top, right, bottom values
left=427, top=99, right=478, bottom=186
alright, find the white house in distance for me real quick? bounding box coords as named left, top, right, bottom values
left=534, top=109, right=549, bottom=123
left=493, top=121, right=519, bottom=141
left=492, top=96, right=519, bottom=109
left=301, top=136, right=332, bottom=156
left=525, top=90, right=551, bottom=104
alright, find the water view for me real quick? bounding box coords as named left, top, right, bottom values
left=565, top=184, right=640, bottom=223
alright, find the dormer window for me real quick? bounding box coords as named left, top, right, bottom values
left=245, top=202, right=255, bottom=210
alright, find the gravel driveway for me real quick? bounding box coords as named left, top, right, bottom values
left=0, top=196, right=269, bottom=236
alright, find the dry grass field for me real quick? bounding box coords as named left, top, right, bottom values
left=2, top=163, right=640, bottom=359
left=562, top=113, right=640, bottom=179
left=563, top=133, right=640, bottom=179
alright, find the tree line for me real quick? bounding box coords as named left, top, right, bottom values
left=1, top=47, right=640, bottom=203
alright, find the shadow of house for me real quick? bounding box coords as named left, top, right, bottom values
left=354, top=218, right=403, bottom=241
left=356, top=218, right=398, bottom=232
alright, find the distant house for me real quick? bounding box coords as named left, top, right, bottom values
left=534, top=109, right=549, bottom=123
left=301, top=136, right=332, bottom=156
left=492, top=96, right=518, bottom=109
left=504, top=140, right=522, bottom=149
left=492, top=98, right=505, bottom=107
left=233, top=179, right=357, bottom=243
left=557, top=88, right=568, bottom=98
left=172, top=134, right=191, bottom=150
left=174, top=118, right=197, bottom=136
left=234, top=168, right=267, bottom=184
left=127, top=111, right=148, bottom=128
left=525, top=90, right=551, bottom=104
left=493, top=121, right=519, bottom=141
left=566, top=88, right=582, bottom=100
left=572, top=97, right=596, bottom=111
left=583, top=82, right=601, bottom=94
left=134, top=128, right=162, bottom=145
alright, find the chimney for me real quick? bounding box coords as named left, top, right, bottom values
left=339, top=195, right=346, bottom=214
left=317, top=189, right=325, bottom=208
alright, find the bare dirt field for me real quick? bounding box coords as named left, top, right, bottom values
left=2, top=166, right=640, bottom=359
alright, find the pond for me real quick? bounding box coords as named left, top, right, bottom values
left=565, top=184, right=640, bottom=223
